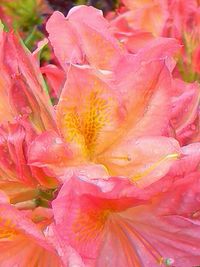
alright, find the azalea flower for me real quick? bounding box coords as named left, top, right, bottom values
left=51, top=162, right=200, bottom=266
left=29, top=6, right=181, bottom=189
left=0, top=191, right=63, bottom=267
left=0, top=23, right=58, bottom=204
left=0, top=25, right=56, bottom=132
left=110, top=1, right=200, bottom=82
left=0, top=27, right=63, bottom=263
left=0, top=4, right=199, bottom=267
left=29, top=61, right=181, bottom=187
left=118, top=0, right=169, bottom=36
left=170, top=78, right=200, bottom=145
left=163, top=0, right=200, bottom=82
left=46, top=5, right=124, bottom=70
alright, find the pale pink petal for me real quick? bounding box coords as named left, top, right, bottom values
left=2, top=32, right=56, bottom=131
left=170, top=79, right=200, bottom=145
left=121, top=1, right=169, bottom=36
left=169, top=143, right=200, bottom=177
left=0, top=202, right=62, bottom=267
left=46, top=7, right=122, bottom=70
left=56, top=65, right=122, bottom=159
left=52, top=174, right=200, bottom=266
left=28, top=131, right=73, bottom=168
left=99, top=136, right=180, bottom=187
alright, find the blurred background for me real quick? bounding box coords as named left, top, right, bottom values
left=0, top=0, right=120, bottom=50
left=2, top=0, right=199, bottom=84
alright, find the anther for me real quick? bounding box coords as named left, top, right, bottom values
left=111, top=155, right=132, bottom=161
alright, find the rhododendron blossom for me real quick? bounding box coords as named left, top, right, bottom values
left=110, top=0, right=200, bottom=82
left=51, top=170, right=200, bottom=266
left=0, top=191, right=62, bottom=267
left=0, top=3, right=199, bottom=267
left=29, top=6, right=182, bottom=188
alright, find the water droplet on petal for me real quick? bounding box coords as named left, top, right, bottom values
left=164, top=258, right=174, bottom=266
left=55, top=138, right=63, bottom=144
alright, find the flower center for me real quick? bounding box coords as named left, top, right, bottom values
left=72, top=208, right=111, bottom=243
left=63, top=90, right=109, bottom=158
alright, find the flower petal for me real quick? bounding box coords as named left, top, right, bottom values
left=0, top=202, right=62, bottom=267
left=56, top=65, right=122, bottom=160
left=99, top=136, right=180, bottom=187
left=46, top=6, right=122, bottom=70
left=2, top=32, right=56, bottom=131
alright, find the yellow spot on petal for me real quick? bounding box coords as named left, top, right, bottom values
left=72, top=209, right=111, bottom=243
left=0, top=217, right=17, bottom=240
left=63, top=110, right=82, bottom=142
left=110, top=155, right=132, bottom=161
left=63, top=89, right=110, bottom=158
left=82, top=91, right=109, bottom=153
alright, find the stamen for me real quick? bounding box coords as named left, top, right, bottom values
left=110, top=155, right=132, bottom=161
left=131, top=153, right=179, bottom=182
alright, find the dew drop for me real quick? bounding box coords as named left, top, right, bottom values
left=164, top=258, right=174, bottom=266
left=55, top=138, right=63, bottom=144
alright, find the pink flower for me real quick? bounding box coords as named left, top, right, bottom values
left=46, top=6, right=123, bottom=70
left=29, top=56, right=180, bottom=187
left=0, top=4, right=199, bottom=266
left=163, top=0, right=198, bottom=39
left=0, top=25, right=56, bottom=132
left=116, top=0, right=169, bottom=36
left=27, top=7, right=183, bottom=188
left=163, top=0, right=200, bottom=81
left=51, top=165, right=200, bottom=266
left=0, top=117, right=59, bottom=191
left=0, top=191, right=62, bottom=267
left=109, top=1, right=200, bottom=81
left=170, top=78, right=200, bottom=145
left=0, top=23, right=61, bottom=193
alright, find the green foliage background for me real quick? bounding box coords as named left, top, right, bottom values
left=0, top=0, right=119, bottom=55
